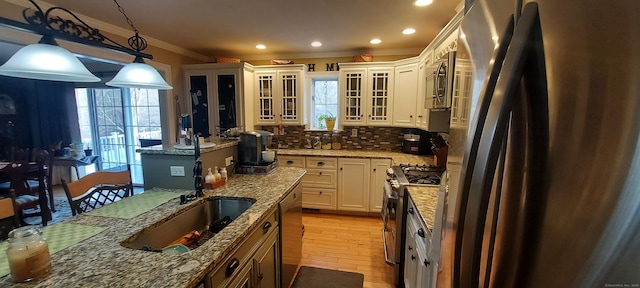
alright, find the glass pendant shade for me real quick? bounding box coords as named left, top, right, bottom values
left=0, top=43, right=101, bottom=82
left=106, top=57, right=172, bottom=90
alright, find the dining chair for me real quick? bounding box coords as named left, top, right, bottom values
left=61, top=166, right=133, bottom=215
left=0, top=161, right=50, bottom=226
left=0, top=192, right=20, bottom=240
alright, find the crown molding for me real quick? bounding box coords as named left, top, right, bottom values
left=237, top=47, right=424, bottom=61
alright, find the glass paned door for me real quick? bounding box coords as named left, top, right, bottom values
left=75, top=88, right=162, bottom=185
left=257, top=74, right=275, bottom=122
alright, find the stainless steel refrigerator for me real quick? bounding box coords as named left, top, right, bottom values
left=439, top=0, right=640, bottom=287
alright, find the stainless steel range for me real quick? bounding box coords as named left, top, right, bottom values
left=382, top=164, right=444, bottom=285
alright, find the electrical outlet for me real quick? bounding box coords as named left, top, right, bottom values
left=225, top=156, right=234, bottom=166
left=279, top=127, right=285, bottom=135
left=351, top=128, right=358, bottom=137
left=273, top=127, right=279, bottom=135
left=170, top=166, right=185, bottom=177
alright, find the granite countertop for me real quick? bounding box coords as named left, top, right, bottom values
left=406, top=186, right=440, bottom=230
left=0, top=167, right=305, bottom=288
left=137, top=138, right=240, bottom=155
left=276, top=149, right=434, bottom=166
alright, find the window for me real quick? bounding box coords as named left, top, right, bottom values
left=75, top=88, right=162, bottom=185
left=309, top=72, right=339, bottom=130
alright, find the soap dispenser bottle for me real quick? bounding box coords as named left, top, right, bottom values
left=205, top=168, right=214, bottom=184
left=213, top=166, right=222, bottom=180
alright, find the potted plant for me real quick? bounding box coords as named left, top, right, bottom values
left=318, top=113, right=336, bottom=130
left=84, top=145, right=93, bottom=156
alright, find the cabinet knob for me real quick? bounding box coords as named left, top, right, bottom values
left=287, top=160, right=294, bottom=164
left=319, top=172, right=322, bottom=175
left=408, top=245, right=413, bottom=251
left=225, top=258, right=240, bottom=277
left=410, top=115, right=413, bottom=118
left=319, top=191, right=322, bottom=194
left=317, top=161, right=325, bottom=166
left=408, top=207, right=414, bottom=214
left=418, top=115, right=423, bottom=118
left=418, top=228, right=425, bottom=238
left=263, top=221, right=272, bottom=233
left=373, top=168, right=376, bottom=172
left=340, top=167, right=343, bottom=171
left=411, top=255, right=416, bottom=261
left=424, top=259, right=431, bottom=266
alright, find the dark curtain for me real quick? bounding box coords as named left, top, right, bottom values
left=0, top=75, right=79, bottom=154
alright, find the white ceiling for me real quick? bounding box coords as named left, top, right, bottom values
left=36, top=0, right=461, bottom=61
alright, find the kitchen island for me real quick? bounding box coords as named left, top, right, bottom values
left=137, top=138, right=240, bottom=190
left=0, top=167, right=305, bottom=288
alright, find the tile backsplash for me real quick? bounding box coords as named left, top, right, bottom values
left=258, top=125, right=412, bottom=151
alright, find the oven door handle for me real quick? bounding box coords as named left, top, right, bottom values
left=382, top=228, right=396, bottom=265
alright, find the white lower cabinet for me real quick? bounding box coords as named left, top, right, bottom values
left=337, top=158, right=370, bottom=212
left=301, top=157, right=338, bottom=210
left=404, top=195, right=433, bottom=288
left=281, top=155, right=390, bottom=213
left=369, top=159, right=391, bottom=211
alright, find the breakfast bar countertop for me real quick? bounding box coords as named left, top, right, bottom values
left=0, top=167, right=305, bottom=288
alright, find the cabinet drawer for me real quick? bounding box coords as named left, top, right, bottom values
left=302, top=169, right=337, bottom=188
left=302, top=187, right=336, bottom=210
left=305, top=157, right=338, bottom=169
left=279, top=156, right=305, bottom=168
left=207, top=209, right=278, bottom=287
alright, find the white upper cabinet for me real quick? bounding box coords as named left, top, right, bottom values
left=254, top=65, right=307, bottom=126
left=339, top=64, right=394, bottom=126
left=393, top=61, right=419, bottom=127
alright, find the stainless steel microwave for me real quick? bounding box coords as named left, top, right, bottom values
left=428, top=51, right=456, bottom=109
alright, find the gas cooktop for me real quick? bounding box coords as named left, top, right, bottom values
left=394, top=164, right=445, bottom=186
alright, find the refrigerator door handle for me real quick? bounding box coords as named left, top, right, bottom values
left=456, top=3, right=549, bottom=288
left=453, top=14, right=515, bottom=288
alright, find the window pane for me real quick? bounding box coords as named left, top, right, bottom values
left=311, top=78, right=339, bottom=129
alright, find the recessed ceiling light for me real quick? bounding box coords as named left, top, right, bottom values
left=414, top=0, right=433, bottom=6
left=256, top=44, right=266, bottom=49
left=311, top=41, right=322, bottom=47
left=402, top=28, right=416, bottom=35
left=370, top=38, right=382, bottom=44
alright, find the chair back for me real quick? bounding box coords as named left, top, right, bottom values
left=0, top=161, right=49, bottom=226
left=0, top=194, right=19, bottom=240
left=62, top=167, right=133, bottom=215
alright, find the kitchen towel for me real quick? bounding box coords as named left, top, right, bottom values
left=0, top=223, right=106, bottom=278
left=85, top=191, right=178, bottom=219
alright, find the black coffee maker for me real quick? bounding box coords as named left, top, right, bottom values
left=239, top=130, right=274, bottom=165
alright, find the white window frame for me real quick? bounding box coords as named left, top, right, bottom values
left=306, top=71, right=340, bottom=131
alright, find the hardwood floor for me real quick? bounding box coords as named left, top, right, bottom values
left=300, top=212, right=395, bottom=288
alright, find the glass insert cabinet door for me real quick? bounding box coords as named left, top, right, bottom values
left=280, top=73, right=298, bottom=122
left=257, top=73, right=275, bottom=123
left=342, top=70, right=364, bottom=123
left=369, top=71, right=390, bottom=122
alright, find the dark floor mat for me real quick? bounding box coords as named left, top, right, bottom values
left=292, top=266, right=364, bottom=288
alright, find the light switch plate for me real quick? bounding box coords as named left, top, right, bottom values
left=225, top=156, right=233, bottom=166
left=170, top=166, right=185, bottom=176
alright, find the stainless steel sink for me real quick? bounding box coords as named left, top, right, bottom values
left=121, top=196, right=256, bottom=252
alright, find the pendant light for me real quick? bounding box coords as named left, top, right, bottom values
left=0, top=0, right=171, bottom=89
left=106, top=0, right=172, bottom=90
left=0, top=35, right=100, bottom=82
